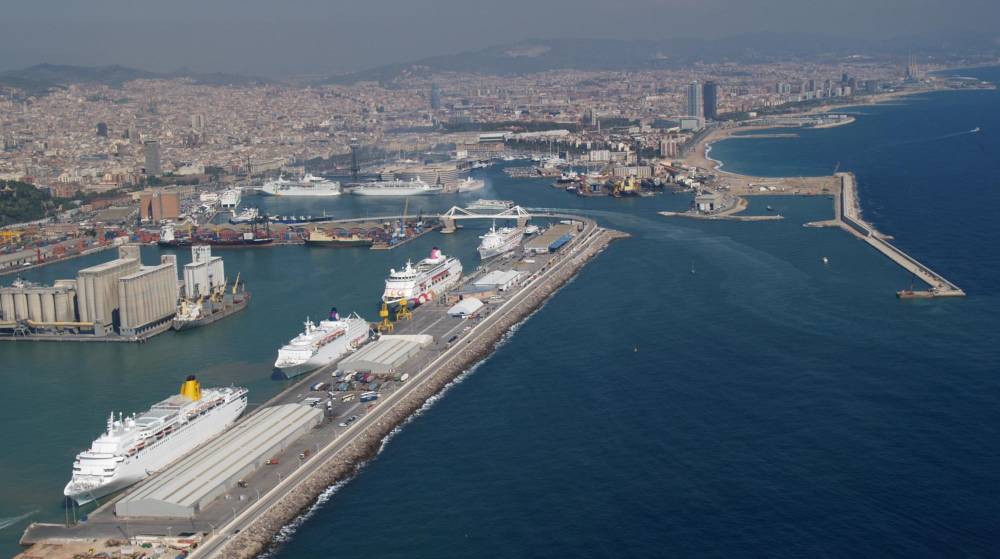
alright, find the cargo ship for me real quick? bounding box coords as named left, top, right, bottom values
left=63, top=376, right=248, bottom=505
left=173, top=275, right=250, bottom=331
left=382, top=247, right=462, bottom=308
left=478, top=223, right=524, bottom=260
left=304, top=228, right=374, bottom=248
left=273, top=308, right=371, bottom=378
left=157, top=224, right=273, bottom=248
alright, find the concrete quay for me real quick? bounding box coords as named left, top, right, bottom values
left=200, top=224, right=627, bottom=559
left=17, top=219, right=627, bottom=559
left=833, top=172, right=964, bottom=298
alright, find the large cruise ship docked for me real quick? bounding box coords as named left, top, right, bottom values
left=64, top=376, right=247, bottom=505
left=261, top=174, right=341, bottom=197
left=273, top=308, right=370, bottom=378
left=349, top=178, right=443, bottom=196
left=478, top=223, right=524, bottom=260
left=382, top=248, right=463, bottom=308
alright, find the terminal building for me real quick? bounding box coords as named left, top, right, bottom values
left=338, top=335, right=432, bottom=374
left=115, top=404, right=323, bottom=519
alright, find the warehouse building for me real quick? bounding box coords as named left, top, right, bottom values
left=116, top=404, right=323, bottom=519
left=473, top=270, right=523, bottom=292
left=118, top=255, right=178, bottom=337
left=447, top=297, right=484, bottom=317
left=524, top=223, right=576, bottom=255
left=338, top=335, right=432, bottom=374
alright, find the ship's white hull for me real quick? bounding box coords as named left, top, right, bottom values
left=260, top=188, right=341, bottom=197
left=64, top=395, right=247, bottom=505
left=351, top=187, right=441, bottom=196
left=274, top=319, right=369, bottom=378
left=382, top=260, right=463, bottom=308
left=478, top=229, right=524, bottom=260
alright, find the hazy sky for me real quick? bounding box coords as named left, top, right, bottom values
left=1, top=0, right=998, bottom=77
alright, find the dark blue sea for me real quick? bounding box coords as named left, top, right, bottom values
left=1, top=67, right=998, bottom=558
left=265, top=69, right=1000, bottom=558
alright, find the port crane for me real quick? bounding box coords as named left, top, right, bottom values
left=376, top=302, right=394, bottom=333
left=395, top=298, right=412, bottom=321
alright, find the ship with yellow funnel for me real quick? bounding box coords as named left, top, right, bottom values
left=63, top=376, right=248, bottom=505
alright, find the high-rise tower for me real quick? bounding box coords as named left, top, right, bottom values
left=686, top=81, right=703, bottom=118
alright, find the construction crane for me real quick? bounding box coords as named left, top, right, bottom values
left=395, top=298, right=412, bottom=321
left=377, top=302, right=394, bottom=333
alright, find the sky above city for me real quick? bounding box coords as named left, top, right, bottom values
left=1, top=0, right=998, bottom=77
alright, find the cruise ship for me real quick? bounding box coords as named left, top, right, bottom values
left=219, top=188, right=241, bottom=208
left=273, top=308, right=370, bottom=378
left=457, top=177, right=485, bottom=192
left=64, top=376, right=247, bottom=505
left=382, top=248, right=463, bottom=308
left=261, top=174, right=341, bottom=197
left=350, top=178, right=443, bottom=196
left=478, top=223, right=524, bottom=260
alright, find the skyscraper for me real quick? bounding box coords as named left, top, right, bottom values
left=702, top=81, right=718, bottom=121
left=349, top=138, right=361, bottom=182
left=686, top=81, right=703, bottom=118
left=144, top=140, right=161, bottom=176
left=430, top=84, right=441, bottom=110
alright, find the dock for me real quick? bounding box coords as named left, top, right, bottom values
left=18, top=216, right=627, bottom=559
left=826, top=173, right=964, bottom=298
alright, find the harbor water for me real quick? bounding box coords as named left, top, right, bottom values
left=2, top=67, right=1000, bottom=557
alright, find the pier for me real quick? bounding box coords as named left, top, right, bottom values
left=18, top=216, right=627, bottom=559
left=823, top=173, right=964, bottom=298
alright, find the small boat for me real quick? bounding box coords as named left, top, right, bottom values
left=766, top=205, right=775, bottom=212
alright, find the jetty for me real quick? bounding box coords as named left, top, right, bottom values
left=813, top=173, right=965, bottom=298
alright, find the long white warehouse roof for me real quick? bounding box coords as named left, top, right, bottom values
left=116, top=404, right=322, bottom=518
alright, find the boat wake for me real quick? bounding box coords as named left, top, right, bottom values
left=257, top=304, right=546, bottom=558
left=0, top=510, right=36, bottom=531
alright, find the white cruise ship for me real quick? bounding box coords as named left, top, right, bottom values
left=274, top=308, right=370, bottom=378
left=382, top=248, right=463, bottom=308
left=350, top=178, right=443, bottom=196
left=478, top=223, right=524, bottom=260
left=457, top=177, right=485, bottom=192
left=261, top=174, right=341, bottom=197
left=64, top=376, right=247, bottom=505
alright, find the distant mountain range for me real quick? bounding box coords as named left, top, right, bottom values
left=0, top=63, right=269, bottom=94
left=1, top=31, right=997, bottom=93
left=321, top=32, right=1000, bottom=84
